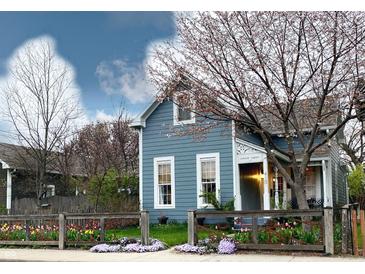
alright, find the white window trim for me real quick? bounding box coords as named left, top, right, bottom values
left=154, top=156, right=175, bottom=209
left=173, top=97, right=196, bottom=126
left=196, top=152, right=220, bottom=209
left=46, top=185, right=55, bottom=197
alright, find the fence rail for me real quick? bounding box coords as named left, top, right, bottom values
left=188, top=208, right=333, bottom=254
left=0, top=211, right=149, bottom=249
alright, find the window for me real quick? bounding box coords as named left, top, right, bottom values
left=46, top=185, right=55, bottom=197
left=154, top=156, right=175, bottom=208
left=173, top=94, right=195, bottom=125
left=197, top=153, right=220, bottom=208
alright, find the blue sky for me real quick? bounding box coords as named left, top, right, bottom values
left=0, top=12, right=175, bottom=120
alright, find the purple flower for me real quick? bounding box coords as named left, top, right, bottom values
left=89, top=244, right=121, bottom=253
left=90, top=239, right=165, bottom=253
left=175, top=243, right=207, bottom=255
left=217, top=238, right=236, bottom=254
left=120, top=239, right=165, bottom=253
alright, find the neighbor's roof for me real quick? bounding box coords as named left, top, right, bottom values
left=258, top=97, right=340, bottom=134
left=0, top=142, right=84, bottom=176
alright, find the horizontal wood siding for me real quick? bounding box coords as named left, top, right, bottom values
left=330, top=141, right=347, bottom=206
left=142, top=100, right=233, bottom=223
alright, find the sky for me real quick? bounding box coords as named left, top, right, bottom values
left=0, top=12, right=176, bottom=123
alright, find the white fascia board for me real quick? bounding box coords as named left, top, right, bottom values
left=0, top=159, right=10, bottom=169
left=130, top=99, right=161, bottom=128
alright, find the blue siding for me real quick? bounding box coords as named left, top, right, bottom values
left=142, top=100, right=234, bottom=223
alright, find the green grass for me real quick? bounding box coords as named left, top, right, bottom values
left=357, top=223, right=363, bottom=249
left=106, top=223, right=221, bottom=247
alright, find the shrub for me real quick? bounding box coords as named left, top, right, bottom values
left=301, top=227, right=320, bottom=244
left=234, top=231, right=251, bottom=243
left=258, top=230, right=270, bottom=244
left=348, top=165, right=365, bottom=207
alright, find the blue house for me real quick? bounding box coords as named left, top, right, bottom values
left=131, top=92, right=349, bottom=223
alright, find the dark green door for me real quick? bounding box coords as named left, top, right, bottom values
left=240, top=164, right=262, bottom=210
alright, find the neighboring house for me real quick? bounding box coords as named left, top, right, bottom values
left=0, top=142, right=84, bottom=214
left=131, top=86, right=349, bottom=223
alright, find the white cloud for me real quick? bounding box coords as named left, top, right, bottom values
left=96, top=59, right=156, bottom=104
left=95, top=109, right=116, bottom=122
left=0, top=35, right=89, bottom=145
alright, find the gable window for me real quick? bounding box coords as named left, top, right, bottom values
left=197, top=153, right=220, bottom=208
left=154, top=156, right=175, bottom=208
left=173, top=94, right=195, bottom=125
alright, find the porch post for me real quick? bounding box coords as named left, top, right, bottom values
left=6, top=169, right=12, bottom=214
left=263, top=156, right=270, bottom=210
left=322, top=160, right=329, bottom=207
left=282, top=177, right=287, bottom=209
left=274, top=167, right=279, bottom=209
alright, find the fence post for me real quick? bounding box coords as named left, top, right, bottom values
left=188, top=210, right=197, bottom=246
left=100, top=217, right=105, bottom=242
left=324, top=207, right=334, bottom=255
left=140, top=210, right=149, bottom=245
left=58, top=213, right=66, bottom=250
left=360, top=210, right=365, bottom=257
left=25, top=219, right=30, bottom=241
left=351, top=209, right=359, bottom=256
left=252, top=217, right=258, bottom=244
left=341, top=207, right=349, bottom=254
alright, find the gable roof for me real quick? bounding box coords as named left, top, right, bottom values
left=130, top=99, right=161, bottom=128
left=131, top=95, right=340, bottom=134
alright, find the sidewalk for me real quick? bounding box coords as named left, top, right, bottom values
left=1, top=248, right=365, bottom=262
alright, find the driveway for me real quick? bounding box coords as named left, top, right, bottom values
left=1, top=248, right=365, bottom=262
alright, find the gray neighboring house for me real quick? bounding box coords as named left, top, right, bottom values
left=0, top=142, right=83, bottom=214
left=131, top=91, right=349, bottom=223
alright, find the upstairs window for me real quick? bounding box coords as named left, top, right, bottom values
left=173, top=94, right=195, bottom=125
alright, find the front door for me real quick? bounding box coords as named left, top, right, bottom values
left=240, top=163, right=262, bottom=210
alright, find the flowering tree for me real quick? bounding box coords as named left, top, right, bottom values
left=149, top=12, right=365, bottom=209
left=73, top=108, right=138, bottom=211
left=339, top=119, right=365, bottom=168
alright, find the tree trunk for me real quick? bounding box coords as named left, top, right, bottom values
left=292, top=179, right=311, bottom=231
left=293, top=183, right=309, bottom=210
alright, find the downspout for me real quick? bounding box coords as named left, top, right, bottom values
left=322, top=160, right=328, bottom=207
left=6, top=169, right=12, bottom=215
left=138, top=127, right=143, bottom=211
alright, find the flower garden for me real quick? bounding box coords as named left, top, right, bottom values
left=0, top=217, right=324, bottom=255
left=0, top=222, right=104, bottom=242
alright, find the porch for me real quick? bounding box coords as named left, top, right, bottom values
left=233, top=139, right=333, bottom=211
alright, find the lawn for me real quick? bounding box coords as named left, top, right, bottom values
left=357, top=223, right=363, bottom=249
left=106, top=223, right=222, bottom=247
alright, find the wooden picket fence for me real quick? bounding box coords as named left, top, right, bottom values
left=188, top=208, right=334, bottom=254
left=0, top=211, right=149, bottom=249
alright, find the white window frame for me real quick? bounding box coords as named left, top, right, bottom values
left=154, top=156, right=175, bottom=209
left=173, top=95, right=195, bottom=126
left=196, top=153, right=220, bottom=209
left=46, top=185, right=55, bottom=197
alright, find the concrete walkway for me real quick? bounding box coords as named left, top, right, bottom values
left=1, top=248, right=365, bottom=262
